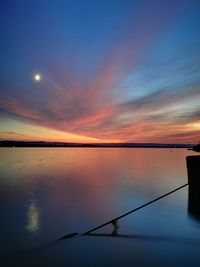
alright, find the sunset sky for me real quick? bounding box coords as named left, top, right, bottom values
left=0, top=0, right=200, bottom=143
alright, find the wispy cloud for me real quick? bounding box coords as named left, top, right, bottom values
left=0, top=0, right=199, bottom=143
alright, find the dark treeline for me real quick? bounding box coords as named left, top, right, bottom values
left=0, top=140, right=194, bottom=148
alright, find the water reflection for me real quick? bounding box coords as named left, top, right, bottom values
left=26, top=198, right=41, bottom=233
left=0, top=147, right=198, bottom=253
left=188, top=186, right=200, bottom=224
left=85, top=232, right=200, bottom=246
left=111, top=220, right=119, bottom=236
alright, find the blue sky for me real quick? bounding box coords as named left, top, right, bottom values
left=0, top=0, right=200, bottom=143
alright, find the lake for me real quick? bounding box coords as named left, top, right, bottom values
left=0, top=148, right=199, bottom=266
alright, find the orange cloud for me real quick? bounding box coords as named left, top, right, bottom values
left=0, top=0, right=199, bottom=144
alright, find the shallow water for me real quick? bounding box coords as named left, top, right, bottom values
left=0, top=148, right=199, bottom=266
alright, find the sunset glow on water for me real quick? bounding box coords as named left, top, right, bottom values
left=0, top=148, right=200, bottom=266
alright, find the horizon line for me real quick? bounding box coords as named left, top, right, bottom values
left=0, top=140, right=195, bottom=146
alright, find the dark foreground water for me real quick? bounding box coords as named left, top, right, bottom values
left=0, top=148, right=199, bottom=267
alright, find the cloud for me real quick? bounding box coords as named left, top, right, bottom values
left=0, top=0, right=199, bottom=143
left=2, top=131, right=30, bottom=138
left=119, top=86, right=200, bottom=113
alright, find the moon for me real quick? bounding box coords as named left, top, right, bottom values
left=34, top=74, right=41, bottom=81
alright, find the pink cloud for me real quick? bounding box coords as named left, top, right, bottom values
left=1, top=0, right=198, bottom=143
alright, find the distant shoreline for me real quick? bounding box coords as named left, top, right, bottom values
left=0, top=141, right=194, bottom=148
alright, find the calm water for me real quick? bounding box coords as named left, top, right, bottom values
left=0, top=148, right=199, bottom=266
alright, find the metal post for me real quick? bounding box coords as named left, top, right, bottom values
left=187, top=155, right=200, bottom=222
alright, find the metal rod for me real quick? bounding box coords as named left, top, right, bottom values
left=83, top=183, right=188, bottom=235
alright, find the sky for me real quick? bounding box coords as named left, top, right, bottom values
left=0, top=0, right=200, bottom=143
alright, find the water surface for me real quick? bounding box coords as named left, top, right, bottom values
left=0, top=148, right=199, bottom=266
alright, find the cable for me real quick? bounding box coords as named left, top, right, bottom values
left=83, top=183, right=188, bottom=235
